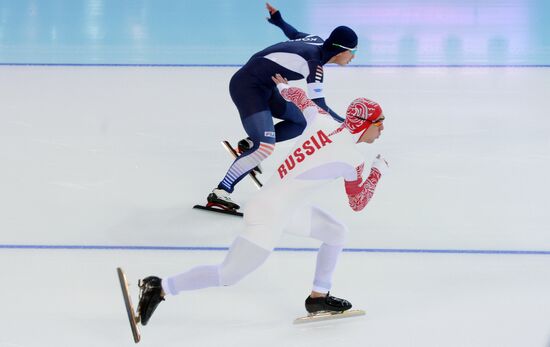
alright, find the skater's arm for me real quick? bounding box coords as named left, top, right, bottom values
left=305, top=64, right=345, bottom=123
left=344, top=156, right=388, bottom=212
left=272, top=74, right=327, bottom=115
left=312, top=98, right=345, bottom=123
left=265, top=2, right=309, bottom=40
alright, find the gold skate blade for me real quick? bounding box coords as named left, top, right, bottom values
left=293, top=309, right=366, bottom=324
left=117, top=267, right=141, bottom=343
left=221, top=140, right=262, bottom=189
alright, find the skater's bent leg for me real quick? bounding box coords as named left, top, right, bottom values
left=312, top=243, right=344, bottom=294
left=269, top=88, right=306, bottom=142
left=273, top=102, right=306, bottom=142
left=282, top=205, right=347, bottom=295
left=310, top=207, right=348, bottom=247
left=218, top=110, right=275, bottom=193
left=162, top=237, right=270, bottom=296
left=283, top=205, right=348, bottom=246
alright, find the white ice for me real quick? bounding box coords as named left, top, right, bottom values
left=1, top=66, right=550, bottom=346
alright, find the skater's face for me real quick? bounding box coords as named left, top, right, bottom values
left=330, top=50, right=355, bottom=66
left=358, top=114, right=385, bottom=144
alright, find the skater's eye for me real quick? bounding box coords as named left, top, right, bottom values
left=332, top=43, right=357, bottom=55
left=370, top=117, right=385, bottom=127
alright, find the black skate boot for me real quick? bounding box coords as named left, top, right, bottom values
left=207, top=188, right=240, bottom=211
left=237, top=138, right=262, bottom=174
left=305, top=292, right=352, bottom=314
left=137, top=276, right=165, bottom=326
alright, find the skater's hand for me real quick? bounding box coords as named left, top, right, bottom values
left=266, top=2, right=278, bottom=15
left=375, top=154, right=389, bottom=167
left=372, top=154, right=389, bottom=175
left=271, top=73, right=288, bottom=86
left=266, top=2, right=282, bottom=25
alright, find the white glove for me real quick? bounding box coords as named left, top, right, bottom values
left=371, top=154, right=389, bottom=175
left=276, top=82, right=290, bottom=94
left=272, top=74, right=289, bottom=93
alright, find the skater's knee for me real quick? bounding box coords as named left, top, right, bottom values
left=312, top=214, right=349, bottom=246
left=219, top=270, right=247, bottom=287
left=218, top=258, right=264, bottom=287
left=326, top=222, right=348, bottom=247
left=287, top=102, right=306, bottom=131
left=296, top=115, right=307, bottom=130
left=217, top=237, right=271, bottom=286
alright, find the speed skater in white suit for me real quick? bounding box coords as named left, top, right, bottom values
left=135, top=73, right=389, bottom=326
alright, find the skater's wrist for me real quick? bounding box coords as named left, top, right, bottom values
left=276, top=82, right=290, bottom=93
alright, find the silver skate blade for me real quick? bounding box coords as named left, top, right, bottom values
left=293, top=309, right=366, bottom=324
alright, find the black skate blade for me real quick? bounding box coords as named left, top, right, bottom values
left=221, top=140, right=263, bottom=189
left=117, top=267, right=141, bottom=343
left=193, top=204, right=243, bottom=217
left=293, top=309, right=366, bottom=324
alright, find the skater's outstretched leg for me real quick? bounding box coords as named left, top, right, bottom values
left=162, top=237, right=270, bottom=294
left=137, top=237, right=270, bottom=325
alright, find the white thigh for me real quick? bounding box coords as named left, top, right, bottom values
left=284, top=205, right=348, bottom=246
left=283, top=204, right=313, bottom=238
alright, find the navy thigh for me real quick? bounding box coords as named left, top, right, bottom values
left=240, top=111, right=276, bottom=144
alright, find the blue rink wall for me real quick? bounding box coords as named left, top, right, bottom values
left=1, top=0, right=550, bottom=66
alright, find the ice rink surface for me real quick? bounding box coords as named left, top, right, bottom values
left=1, top=65, right=550, bottom=346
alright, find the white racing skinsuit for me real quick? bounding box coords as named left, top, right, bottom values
left=162, top=83, right=386, bottom=296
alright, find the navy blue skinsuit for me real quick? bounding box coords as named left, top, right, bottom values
left=219, top=10, right=344, bottom=193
